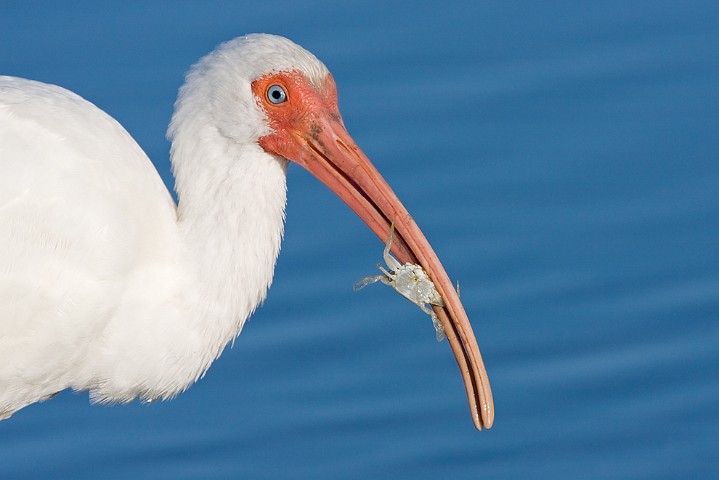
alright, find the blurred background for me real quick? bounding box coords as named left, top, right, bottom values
left=1, top=1, right=717, bottom=478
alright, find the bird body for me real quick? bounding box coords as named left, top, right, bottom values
left=0, top=35, right=493, bottom=428
left=0, top=41, right=290, bottom=414
left=1, top=76, right=185, bottom=412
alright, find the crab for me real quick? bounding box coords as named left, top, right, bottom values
left=354, top=223, right=449, bottom=342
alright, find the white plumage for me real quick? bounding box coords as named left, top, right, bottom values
left=0, top=34, right=493, bottom=429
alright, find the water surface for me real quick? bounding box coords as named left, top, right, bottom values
left=1, top=1, right=717, bottom=478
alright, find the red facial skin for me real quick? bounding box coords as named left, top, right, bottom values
left=252, top=71, right=494, bottom=430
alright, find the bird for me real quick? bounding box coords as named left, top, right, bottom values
left=0, top=34, right=493, bottom=429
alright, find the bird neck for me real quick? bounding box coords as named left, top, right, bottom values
left=173, top=125, right=289, bottom=350
left=83, top=120, right=289, bottom=405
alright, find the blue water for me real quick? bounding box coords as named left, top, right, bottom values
left=1, top=1, right=718, bottom=478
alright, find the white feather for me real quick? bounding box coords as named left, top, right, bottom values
left=0, top=34, right=328, bottom=418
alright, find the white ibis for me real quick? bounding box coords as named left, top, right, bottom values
left=0, top=34, right=493, bottom=429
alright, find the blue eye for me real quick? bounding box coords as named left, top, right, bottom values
left=267, top=85, right=287, bottom=104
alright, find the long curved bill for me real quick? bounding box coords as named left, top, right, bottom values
left=256, top=72, right=494, bottom=429
left=290, top=114, right=494, bottom=430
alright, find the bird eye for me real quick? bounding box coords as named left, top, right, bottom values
left=266, top=85, right=287, bottom=104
